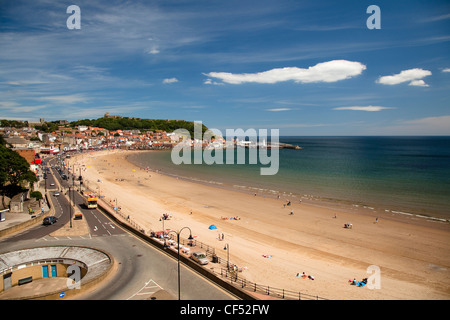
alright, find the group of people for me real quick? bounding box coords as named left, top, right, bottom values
left=349, top=277, right=368, bottom=287
left=221, top=216, right=241, bottom=220
left=161, top=213, right=171, bottom=220
left=296, top=272, right=315, bottom=280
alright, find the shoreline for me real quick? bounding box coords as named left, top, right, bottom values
left=71, top=149, right=450, bottom=300
left=125, top=150, right=450, bottom=229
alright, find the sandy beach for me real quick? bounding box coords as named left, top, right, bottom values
left=69, top=149, right=450, bottom=300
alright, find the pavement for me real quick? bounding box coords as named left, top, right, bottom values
left=49, top=209, right=90, bottom=237
left=0, top=278, right=69, bottom=300
left=0, top=211, right=34, bottom=230
left=0, top=245, right=113, bottom=300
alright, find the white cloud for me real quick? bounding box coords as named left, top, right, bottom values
left=6, top=81, right=22, bottom=85
left=442, top=68, right=450, bottom=73
left=266, top=108, right=292, bottom=112
left=203, top=78, right=224, bottom=85
left=204, top=60, right=366, bottom=85
left=148, top=47, right=160, bottom=54
left=408, top=79, right=429, bottom=87
left=405, top=115, right=450, bottom=125
left=37, top=94, right=88, bottom=104
left=334, top=106, right=393, bottom=112
left=377, top=68, right=432, bottom=86
left=384, top=115, right=450, bottom=135
left=162, top=78, right=178, bottom=84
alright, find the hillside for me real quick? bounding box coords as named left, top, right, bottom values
left=70, top=117, right=208, bottom=136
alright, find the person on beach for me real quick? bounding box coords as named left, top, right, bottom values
left=290, top=210, right=294, bottom=215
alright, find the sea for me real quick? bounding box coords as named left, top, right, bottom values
left=127, top=136, right=450, bottom=221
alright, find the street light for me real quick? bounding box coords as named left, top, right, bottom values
left=223, top=243, right=230, bottom=270
left=68, top=186, right=72, bottom=228
left=167, top=227, right=194, bottom=300
left=159, top=213, right=167, bottom=231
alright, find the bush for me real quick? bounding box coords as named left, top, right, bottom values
left=30, top=191, right=43, bottom=200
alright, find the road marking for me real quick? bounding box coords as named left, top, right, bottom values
left=126, top=279, right=163, bottom=300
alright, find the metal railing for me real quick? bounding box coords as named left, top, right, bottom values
left=89, top=186, right=328, bottom=301
left=215, top=268, right=327, bottom=300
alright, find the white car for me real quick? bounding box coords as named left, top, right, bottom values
left=190, top=252, right=209, bottom=265
left=54, top=192, right=60, bottom=196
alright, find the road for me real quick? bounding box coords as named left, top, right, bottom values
left=0, top=155, right=236, bottom=300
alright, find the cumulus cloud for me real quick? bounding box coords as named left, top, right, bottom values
left=204, top=60, right=366, bottom=85
left=333, top=106, right=393, bottom=112
left=408, top=79, right=429, bottom=87
left=442, top=68, right=450, bottom=73
left=162, top=78, right=178, bottom=84
left=377, top=68, right=432, bottom=86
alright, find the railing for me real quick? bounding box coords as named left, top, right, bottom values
left=89, top=187, right=328, bottom=301
left=160, top=234, right=327, bottom=300
left=215, top=268, right=327, bottom=300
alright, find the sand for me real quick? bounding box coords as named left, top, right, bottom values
left=68, top=149, right=450, bottom=300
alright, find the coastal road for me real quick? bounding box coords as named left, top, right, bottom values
left=0, top=157, right=236, bottom=300
left=47, top=155, right=122, bottom=237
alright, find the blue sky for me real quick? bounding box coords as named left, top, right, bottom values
left=0, top=0, right=449, bottom=135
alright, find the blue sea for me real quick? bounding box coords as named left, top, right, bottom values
left=127, top=136, right=450, bottom=221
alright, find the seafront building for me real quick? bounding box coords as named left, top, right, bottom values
left=0, top=120, right=178, bottom=157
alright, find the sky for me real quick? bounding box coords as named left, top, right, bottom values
left=0, top=0, right=449, bottom=136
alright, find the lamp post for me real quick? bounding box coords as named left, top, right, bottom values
left=167, top=227, right=194, bottom=300
left=223, top=243, right=230, bottom=270
left=68, top=186, right=72, bottom=228
left=159, top=214, right=166, bottom=231
left=159, top=214, right=167, bottom=248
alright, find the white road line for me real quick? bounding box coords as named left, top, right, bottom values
left=126, top=279, right=163, bottom=300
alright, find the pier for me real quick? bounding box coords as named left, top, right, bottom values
left=268, top=142, right=302, bottom=149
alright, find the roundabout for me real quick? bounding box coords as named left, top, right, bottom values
left=0, top=245, right=113, bottom=299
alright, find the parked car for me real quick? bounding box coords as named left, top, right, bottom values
left=43, top=216, right=58, bottom=225
left=190, top=252, right=209, bottom=265
left=54, top=192, right=60, bottom=196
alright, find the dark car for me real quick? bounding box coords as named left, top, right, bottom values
left=43, top=216, right=58, bottom=225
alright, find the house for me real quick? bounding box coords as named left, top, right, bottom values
left=4, top=137, right=28, bottom=149
left=9, top=190, right=29, bottom=213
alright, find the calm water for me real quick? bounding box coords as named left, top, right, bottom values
left=127, top=136, right=450, bottom=220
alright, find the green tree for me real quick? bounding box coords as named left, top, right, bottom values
left=0, top=144, right=37, bottom=207
left=30, top=190, right=43, bottom=200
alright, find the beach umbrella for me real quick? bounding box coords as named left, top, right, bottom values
left=208, top=225, right=217, bottom=230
